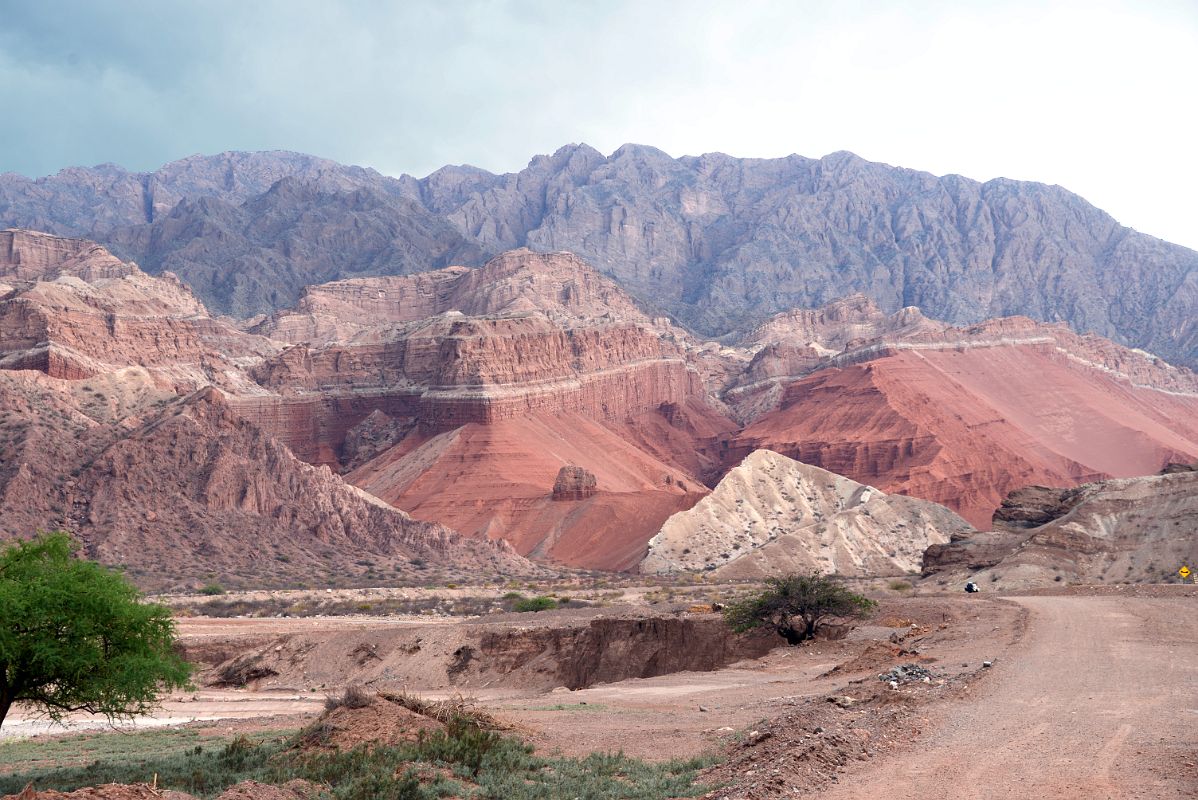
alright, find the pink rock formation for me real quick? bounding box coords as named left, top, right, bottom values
left=0, top=370, right=538, bottom=589
left=0, top=229, right=277, bottom=391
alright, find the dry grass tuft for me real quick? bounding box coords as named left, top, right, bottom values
left=377, top=690, right=518, bottom=732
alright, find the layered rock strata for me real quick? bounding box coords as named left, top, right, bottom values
left=0, top=229, right=277, bottom=391
left=5, top=146, right=1194, bottom=367
left=726, top=308, right=1198, bottom=526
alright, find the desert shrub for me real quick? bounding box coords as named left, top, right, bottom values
left=502, top=591, right=526, bottom=600
left=324, top=684, right=373, bottom=712
left=887, top=579, right=913, bottom=592
left=513, top=596, right=557, bottom=613
left=199, top=583, right=226, bottom=596
left=724, top=572, right=876, bottom=645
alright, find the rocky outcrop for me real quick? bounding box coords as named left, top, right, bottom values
left=992, top=485, right=1087, bottom=529
left=341, top=409, right=416, bottom=471
left=922, top=470, right=1198, bottom=589
left=0, top=229, right=278, bottom=391
left=641, top=450, right=973, bottom=578
left=2, top=146, right=1194, bottom=366
left=254, top=249, right=660, bottom=345
left=552, top=466, right=598, bottom=501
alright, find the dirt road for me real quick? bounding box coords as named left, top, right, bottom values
left=818, top=595, right=1198, bottom=799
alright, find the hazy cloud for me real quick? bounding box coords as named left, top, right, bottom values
left=1, top=0, right=1196, bottom=247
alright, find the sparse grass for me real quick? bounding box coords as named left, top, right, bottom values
left=887, top=579, right=913, bottom=592
left=379, top=691, right=515, bottom=732
left=0, top=722, right=712, bottom=799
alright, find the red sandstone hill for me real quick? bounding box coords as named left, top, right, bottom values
left=0, top=229, right=278, bottom=392
left=726, top=306, right=1198, bottom=527
left=236, top=250, right=738, bottom=569
left=2, top=229, right=1196, bottom=578
left=0, top=369, right=538, bottom=590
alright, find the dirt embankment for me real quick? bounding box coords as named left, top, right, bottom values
left=195, top=608, right=776, bottom=693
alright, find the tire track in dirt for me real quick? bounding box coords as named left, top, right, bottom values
left=815, top=595, right=1198, bottom=799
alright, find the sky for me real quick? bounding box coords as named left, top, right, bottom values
left=1, top=0, right=1196, bottom=249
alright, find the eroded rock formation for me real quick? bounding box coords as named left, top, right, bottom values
left=3, top=146, right=1193, bottom=366
left=922, top=471, right=1198, bottom=589
left=0, top=370, right=537, bottom=589
left=552, top=466, right=598, bottom=501
left=725, top=308, right=1198, bottom=526
left=0, top=229, right=277, bottom=391
left=641, top=450, right=973, bottom=578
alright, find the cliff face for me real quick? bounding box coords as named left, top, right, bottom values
left=922, top=471, right=1198, bottom=589
left=723, top=302, right=1198, bottom=526
left=254, top=248, right=659, bottom=344
left=641, top=450, right=972, bottom=578
left=729, top=344, right=1198, bottom=528
left=257, top=251, right=738, bottom=568
left=2, top=146, right=1194, bottom=367
left=238, top=250, right=730, bottom=468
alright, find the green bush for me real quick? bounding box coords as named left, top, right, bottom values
left=512, top=596, right=557, bottom=613
left=0, top=532, right=192, bottom=730
left=724, top=572, right=876, bottom=645
left=199, top=583, right=226, bottom=596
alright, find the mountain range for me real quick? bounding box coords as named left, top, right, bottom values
left=2, top=145, right=1194, bottom=368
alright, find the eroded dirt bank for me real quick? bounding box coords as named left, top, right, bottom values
left=192, top=607, right=777, bottom=693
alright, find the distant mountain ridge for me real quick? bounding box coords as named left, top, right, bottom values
left=1, top=145, right=1194, bottom=366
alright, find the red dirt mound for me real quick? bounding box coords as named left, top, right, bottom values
left=297, top=696, right=445, bottom=751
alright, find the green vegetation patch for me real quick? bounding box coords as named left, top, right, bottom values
left=0, top=723, right=712, bottom=799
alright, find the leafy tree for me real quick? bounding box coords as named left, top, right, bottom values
left=723, top=573, right=877, bottom=645
left=0, top=532, right=192, bottom=730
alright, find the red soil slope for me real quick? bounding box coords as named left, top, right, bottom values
left=347, top=411, right=714, bottom=570
left=730, top=345, right=1198, bottom=526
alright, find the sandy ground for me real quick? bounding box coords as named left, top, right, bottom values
left=816, top=594, right=1198, bottom=799
left=5, top=588, right=1195, bottom=798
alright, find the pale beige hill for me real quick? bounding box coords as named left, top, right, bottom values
left=640, top=449, right=973, bottom=578
left=923, top=470, right=1198, bottom=590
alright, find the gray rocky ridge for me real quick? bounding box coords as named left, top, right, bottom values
left=1, top=145, right=1193, bottom=366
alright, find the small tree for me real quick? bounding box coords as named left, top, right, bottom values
left=723, top=573, right=876, bottom=645
left=0, top=532, right=193, bottom=730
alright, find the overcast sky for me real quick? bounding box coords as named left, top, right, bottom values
left=2, top=0, right=1195, bottom=248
